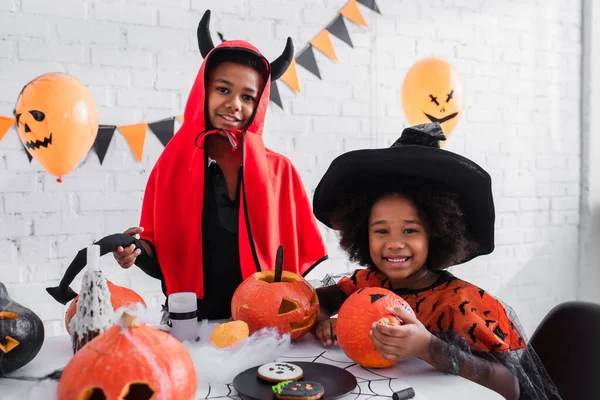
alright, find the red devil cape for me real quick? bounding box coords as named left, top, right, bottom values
left=140, top=40, right=328, bottom=298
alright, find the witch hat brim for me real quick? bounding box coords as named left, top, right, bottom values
left=313, top=125, right=495, bottom=262
left=46, top=233, right=161, bottom=305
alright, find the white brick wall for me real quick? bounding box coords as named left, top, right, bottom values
left=0, top=0, right=582, bottom=337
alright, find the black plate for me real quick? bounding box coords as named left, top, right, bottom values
left=233, top=361, right=357, bottom=400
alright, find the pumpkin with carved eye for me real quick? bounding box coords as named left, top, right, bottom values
left=0, top=282, right=45, bottom=375
left=14, top=72, right=98, bottom=182
left=231, top=271, right=319, bottom=341
left=336, top=287, right=414, bottom=369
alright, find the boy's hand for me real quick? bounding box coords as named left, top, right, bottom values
left=113, top=227, right=144, bottom=269
left=315, top=317, right=337, bottom=347
left=370, top=306, right=433, bottom=362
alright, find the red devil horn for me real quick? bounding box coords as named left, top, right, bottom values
left=197, top=10, right=215, bottom=58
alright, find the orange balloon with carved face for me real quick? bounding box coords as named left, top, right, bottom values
left=401, top=57, right=465, bottom=144
left=14, top=73, right=98, bottom=181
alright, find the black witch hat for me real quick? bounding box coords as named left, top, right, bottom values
left=313, top=122, right=495, bottom=263
left=197, top=10, right=294, bottom=81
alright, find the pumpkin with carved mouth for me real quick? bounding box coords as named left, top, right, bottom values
left=14, top=72, right=98, bottom=182
left=401, top=57, right=465, bottom=141
left=0, top=282, right=45, bottom=375
left=231, top=270, right=319, bottom=341
left=58, top=311, right=197, bottom=400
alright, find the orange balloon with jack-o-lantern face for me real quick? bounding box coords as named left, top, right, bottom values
left=14, top=73, right=98, bottom=181
left=401, top=57, right=465, bottom=144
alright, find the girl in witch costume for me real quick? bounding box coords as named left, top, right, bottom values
left=312, top=123, right=560, bottom=400
left=112, top=10, right=328, bottom=321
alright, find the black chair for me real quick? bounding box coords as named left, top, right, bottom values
left=530, top=301, right=600, bottom=400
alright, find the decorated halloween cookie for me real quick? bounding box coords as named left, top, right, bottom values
left=272, top=380, right=325, bottom=400
left=257, top=362, right=303, bottom=383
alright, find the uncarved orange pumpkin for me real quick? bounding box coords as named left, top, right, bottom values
left=231, top=271, right=319, bottom=341
left=210, top=320, right=249, bottom=348
left=58, top=312, right=197, bottom=400
left=65, top=280, right=146, bottom=334
left=336, top=287, right=414, bottom=369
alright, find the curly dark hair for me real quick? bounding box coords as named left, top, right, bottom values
left=332, top=178, right=479, bottom=271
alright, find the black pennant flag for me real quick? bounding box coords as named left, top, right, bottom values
left=22, top=144, right=32, bottom=163
left=270, top=81, right=283, bottom=110
left=149, top=118, right=175, bottom=147
left=94, top=125, right=116, bottom=165
left=357, top=0, right=380, bottom=13
left=296, top=46, right=321, bottom=79
left=327, top=15, right=353, bottom=48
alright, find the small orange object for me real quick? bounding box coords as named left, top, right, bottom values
left=210, top=320, right=250, bottom=348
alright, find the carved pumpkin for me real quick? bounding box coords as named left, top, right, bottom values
left=14, top=72, right=98, bottom=182
left=210, top=320, right=249, bottom=348
left=0, top=282, right=45, bottom=375
left=58, top=312, right=197, bottom=400
left=336, top=287, right=414, bottom=369
left=64, top=280, right=146, bottom=335
left=231, top=270, right=319, bottom=341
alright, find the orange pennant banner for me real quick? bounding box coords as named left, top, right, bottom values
left=310, top=30, right=338, bottom=61
left=177, top=115, right=184, bottom=123
left=281, top=58, right=301, bottom=93
left=0, top=116, right=15, bottom=143
left=341, top=0, right=367, bottom=28
left=118, top=123, right=148, bottom=162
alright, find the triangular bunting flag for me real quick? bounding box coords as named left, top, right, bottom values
left=357, top=0, right=380, bottom=13
left=327, top=15, right=353, bottom=48
left=94, top=125, right=116, bottom=165
left=177, top=115, right=184, bottom=123
left=270, top=81, right=283, bottom=109
left=149, top=118, right=175, bottom=147
left=296, top=46, right=321, bottom=79
left=22, top=144, right=32, bottom=163
left=341, top=0, right=368, bottom=28
left=0, top=116, right=15, bottom=143
left=280, top=58, right=301, bottom=93
left=310, top=30, right=338, bottom=61
left=118, top=123, right=148, bottom=163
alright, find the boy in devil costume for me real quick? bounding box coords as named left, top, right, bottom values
left=46, top=11, right=328, bottom=321
left=122, top=10, right=328, bottom=320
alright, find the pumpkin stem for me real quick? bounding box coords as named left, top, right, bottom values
left=274, top=245, right=284, bottom=283
left=120, top=312, right=141, bottom=328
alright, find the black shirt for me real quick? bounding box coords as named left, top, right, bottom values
left=197, top=158, right=244, bottom=319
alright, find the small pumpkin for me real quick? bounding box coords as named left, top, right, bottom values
left=65, top=280, right=146, bottom=334
left=0, top=282, right=45, bottom=375
left=336, top=287, right=414, bottom=369
left=210, top=320, right=250, bottom=348
left=58, top=311, right=197, bottom=400
left=231, top=271, right=319, bottom=341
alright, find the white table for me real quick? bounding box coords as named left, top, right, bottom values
left=0, top=328, right=502, bottom=400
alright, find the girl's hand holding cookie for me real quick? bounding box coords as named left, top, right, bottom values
left=370, top=306, right=433, bottom=361
left=315, top=317, right=337, bottom=347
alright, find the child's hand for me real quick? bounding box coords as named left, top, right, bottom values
left=113, top=226, right=144, bottom=269
left=370, top=306, right=432, bottom=362
left=315, top=317, right=337, bottom=347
